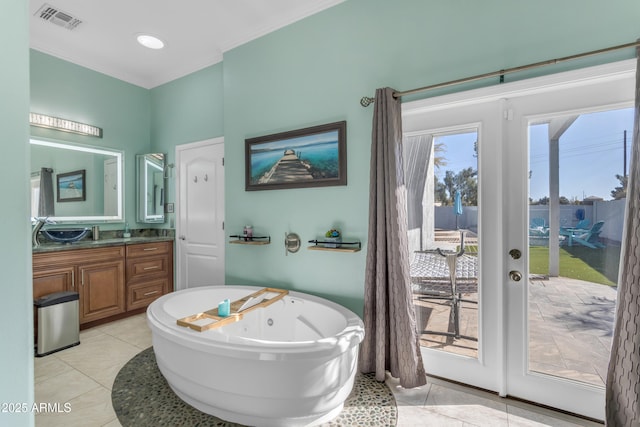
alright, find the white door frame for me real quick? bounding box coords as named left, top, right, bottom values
left=402, top=58, right=635, bottom=419
left=175, top=136, right=225, bottom=291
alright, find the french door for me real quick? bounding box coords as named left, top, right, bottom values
left=403, top=59, right=636, bottom=420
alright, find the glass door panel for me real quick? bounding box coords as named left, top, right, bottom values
left=527, top=108, right=632, bottom=387
left=504, top=64, right=635, bottom=420
left=407, top=130, right=479, bottom=358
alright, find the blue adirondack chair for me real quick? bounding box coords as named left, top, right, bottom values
left=574, top=219, right=590, bottom=230
left=568, top=221, right=605, bottom=249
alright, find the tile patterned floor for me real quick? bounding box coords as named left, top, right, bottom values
left=414, top=276, right=616, bottom=388
left=34, top=313, right=601, bottom=426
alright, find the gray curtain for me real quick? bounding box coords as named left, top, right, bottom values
left=38, top=167, right=55, bottom=217
left=605, top=47, right=640, bottom=426
left=359, top=87, right=427, bottom=388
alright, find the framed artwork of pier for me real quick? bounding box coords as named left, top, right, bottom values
left=245, top=121, right=347, bottom=191
left=56, top=169, right=86, bottom=202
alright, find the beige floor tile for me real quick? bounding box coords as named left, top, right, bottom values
left=97, top=313, right=145, bottom=334
left=101, top=418, right=122, bottom=427
left=35, top=369, right=101, bottom=406
left=397, top=405, right=466, bottom=426
left=79, top=327, right=107, bottom=341
left=36, top=387, right=116, bottom=427
left=34, top=355, right=73, bottom=384
left=425, top=383, right=509, bottom=426
left=97, top=314, right=153, bottom=349
left=53, top=334, right=140, bottom=390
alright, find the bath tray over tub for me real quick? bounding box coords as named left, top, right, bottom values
left=176, top=287, right=289, bottom=332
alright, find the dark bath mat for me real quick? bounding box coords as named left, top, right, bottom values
left=112, top=347, right=397, bottom=426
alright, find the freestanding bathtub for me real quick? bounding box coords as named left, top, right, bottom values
left=147, top=285, right=365, bottom=427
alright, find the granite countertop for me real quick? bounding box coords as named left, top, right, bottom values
left=33, top=236, right=174, bottom=254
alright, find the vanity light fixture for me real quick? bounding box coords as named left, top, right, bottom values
left=29, top=113, right=102, bottom=138
left=136, top=34, right=165, bottom=50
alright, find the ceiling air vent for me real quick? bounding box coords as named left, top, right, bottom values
left=35, top=3, right=82, bottom=30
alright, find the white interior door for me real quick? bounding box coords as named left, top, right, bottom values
left=176, top=137, right=225, bottom=289
left=104, top=158, right=118, bottom=216
left=403, top=59, right=636, bottom=421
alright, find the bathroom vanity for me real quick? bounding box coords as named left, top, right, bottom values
left=33, top=238, right=173, bottom=330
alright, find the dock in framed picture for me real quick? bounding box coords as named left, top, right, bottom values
left=245, top=121, right=346, bottom=191
left=57, top=169, right=86, bottom=202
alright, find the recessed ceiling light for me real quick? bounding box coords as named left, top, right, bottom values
left=136, top=34, right=165, bottom=50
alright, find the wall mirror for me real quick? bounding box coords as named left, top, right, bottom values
left=30, top=138, right=123, bottom=223
left=136, top=153, right=166, bottom=223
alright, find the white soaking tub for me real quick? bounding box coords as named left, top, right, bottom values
left=147, top=285, right=365, bottom=427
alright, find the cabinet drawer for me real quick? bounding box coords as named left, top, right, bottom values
left=127, top=279, right=168, bottom=310
left=126, top=255, right=170, bottom=282
left=126, top=241, right=171, bottom=258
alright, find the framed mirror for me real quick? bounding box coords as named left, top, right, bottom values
left=136, top=153, right=166, bottom=223
left=30, top=139, right=124, bottom=223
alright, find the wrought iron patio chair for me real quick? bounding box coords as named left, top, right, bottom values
left=410, top=245, right=478, bottom=340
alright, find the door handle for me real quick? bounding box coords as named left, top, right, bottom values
left=509, top=270, right=523, bottom=282
left=179, top=235, right=186, bottom=240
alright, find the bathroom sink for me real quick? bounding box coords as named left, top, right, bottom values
left=42, top=228, right=90, bottom=243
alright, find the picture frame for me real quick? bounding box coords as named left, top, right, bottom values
left=57, top=169, right=86, bottom=202
left=245, top=121, right=346, bottom=191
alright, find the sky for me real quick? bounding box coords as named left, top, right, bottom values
left=433, top=107, right=634, bottom=202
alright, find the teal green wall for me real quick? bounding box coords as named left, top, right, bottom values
left=222, top=0, right=640, bottom=316
left=150, top=63, right=225, bottom=223
left=1, top=1, right=33, bottom=426
left=30, top=50, right=151, bottom=230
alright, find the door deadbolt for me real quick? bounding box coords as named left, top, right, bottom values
left=509, top=249, right=522, bottom=259
left=509, top=270, right=523, bottom=282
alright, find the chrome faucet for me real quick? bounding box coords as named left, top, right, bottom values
left=32, top=217, right=55, bottom=247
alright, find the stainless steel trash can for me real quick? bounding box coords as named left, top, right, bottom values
left=34, top=291, right=80, bottom=357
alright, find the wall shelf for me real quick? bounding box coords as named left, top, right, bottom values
left=307, top=239, right=361, bottom=253
left=229, top=235, right=271, bottom=245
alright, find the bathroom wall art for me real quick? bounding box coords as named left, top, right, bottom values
left=245, top=121, right=346, bottom=191
left=57, top=169, right=86, bottom=202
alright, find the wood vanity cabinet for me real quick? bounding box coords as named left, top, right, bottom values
left=125, top=241, right=173, bottom=310
left=33, top=246, right=126, bottom=325
left=32, top=240, right=173, bottom=332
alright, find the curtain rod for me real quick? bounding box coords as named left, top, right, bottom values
left=360, top=40, right=640, bottom=107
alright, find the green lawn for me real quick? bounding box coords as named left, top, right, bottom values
left=529, top=245, right=621, bottom=286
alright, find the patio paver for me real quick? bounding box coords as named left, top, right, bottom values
left=415, top=276, right=617, bottom=387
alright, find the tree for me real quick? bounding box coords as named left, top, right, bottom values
left=611, top=174, right=627, bottom=200
left=434, top=142, right=447, bottom=170
left=434, top=176, right=448, bottom=205
left=531, top=196, right=549, bottom=205
left=437, top=167, right=478, bottom=206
